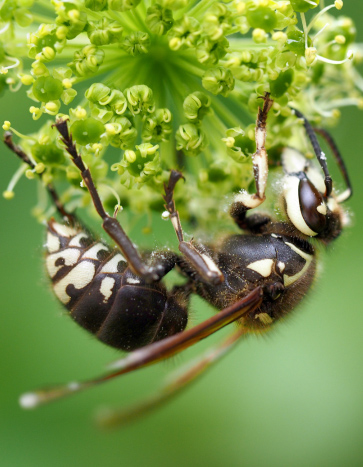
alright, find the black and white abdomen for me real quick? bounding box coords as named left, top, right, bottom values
left=45, top=219, right=188, bottom=351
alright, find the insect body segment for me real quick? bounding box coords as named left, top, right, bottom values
left=46, top=219, right=188, bottom=351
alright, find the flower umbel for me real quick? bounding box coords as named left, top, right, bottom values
left=1, top=0, right=362, bottom=230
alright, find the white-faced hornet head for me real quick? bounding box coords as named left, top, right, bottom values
left=282, top=110, right=352, bottom=242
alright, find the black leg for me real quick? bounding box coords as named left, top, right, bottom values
left=55, top=119, right=164, bottom=283
left=163, top=170, right=224, bottom=285
left=4, top=132, right=76, bottom=225
left=313, top=127, right=352, bottom=202
left=291, top=109, right=333, bottom=198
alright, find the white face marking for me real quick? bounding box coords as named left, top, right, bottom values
left=82, top=243, right=109, bottom=260
left=316, top=203, right=327, bottom=215
left=69, top=233, right=89, bottom=247
left=126, top=277, right=140, bottom=285
left=100, top=277, right=115, bottom=303
left=46, top=232, right=61, bottom=253
left=282, top=148, right=307, bottom=173
left=283, top=176, right=317, bottom=236
left=51, top=223, right=78, bottom=238
left=46, top=248, right=81, bottom=278
left=277, top=261, right=286, bottom=273
left=201, top=253, right=222, bottom=275
left=53, top=260, right=96, bottom=304
left=306, top=166, right=326, bottom=194
left=247, top=259, right=274, bottom=277
left=100, top=253, right=127, bottom=273
left=283, top=242, right=313, bottom=287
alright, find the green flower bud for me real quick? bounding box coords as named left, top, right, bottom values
left=142, top=108, right=172, bottom=142
left=85, top=0, right=107, bottom=11
left=246, top=6, right=278, bottom=33
left=108, top=0, right=141, bottom=12
left=290, top=0, right=319, bottom=13
left=55, top=3, right=87, bottom=40
left=31, top=142, right=65, bottom=165
left=269, top=69, right=294, bottom=98
left=100, top=89, right=128, bottom=114
left=146, top=4, right=174, bottom=36
left=70, top=117, right=104, bottom=145
left=202, top=66, right=235, bottom=97
left=176, top=123, right=207, bottom=156
left=223, top=127, right=255, bottom=162
left=121, top=31, right=150, bottom=56
left=112, top=143, right=161, bottom=187
left=61, top=88, right=77, bottom=105
left=85, top=83, right=110, bottom=103
left=126, top=85, right=155, bottom=116
left=52, top=67, right=72, bottom=81
left=31, top=60, right=50, bottom=78
left=90, top=105, right=114, bottom=124
left=68, top=45, right=104, bottom=77
left=168, top=16, right=200, bottom=50
left=28, top=23, right=65, bottom=61
left=203, top=3, right=232, bottom=40
left=196, top=36, right=229, bottom=65
left=87, top=18, right=123, bottom=45
left=107, top=116, right=137, bottom=149
left=183, top=92, right=211, bottom=123
left=32, top=76, right=63, bottom=102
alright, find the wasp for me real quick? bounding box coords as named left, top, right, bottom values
left=4, top=93, right=352, bottom=426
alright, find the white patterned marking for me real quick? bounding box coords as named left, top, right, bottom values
left=69, top=233, right=89, bottom=247
left=53, top=261, right=96, bottom=304
left=52, top=223, right=78, bottom=238
left=127, top=278, right=140, bottom=284
left=283, top=176, right=317, bottom=236
left=46, top=249, right=81, bottom=278
left=100, top=277, right=116, bottom=303
left=47, top=232, right=60, bottom=253
left=283, top=242, right=313, bottom=287
left=247, top=259, right=274, bottom=277
left=82, top=243, right=109, bottom=260
left=100, top=253, right=126, bottom=273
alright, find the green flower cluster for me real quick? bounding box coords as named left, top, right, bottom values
left=1, top=0, right=362, bottom=232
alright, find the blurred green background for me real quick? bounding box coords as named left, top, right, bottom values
left=1, top=4, right=363, bottom=467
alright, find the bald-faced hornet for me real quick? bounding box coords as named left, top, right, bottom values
left=4, top=93, right=352, bottom=426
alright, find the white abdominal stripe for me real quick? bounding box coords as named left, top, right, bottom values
left=45, top=225, right=129, bottom=306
